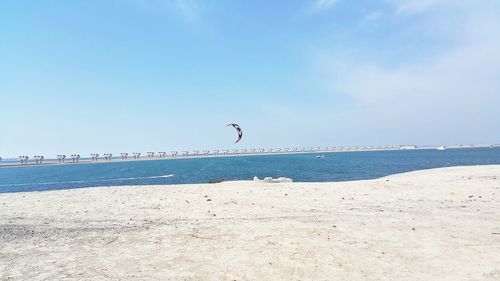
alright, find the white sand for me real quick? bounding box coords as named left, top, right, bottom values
left=1, top=165, right=500, bottom=281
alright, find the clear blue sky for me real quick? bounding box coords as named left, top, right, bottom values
left=1, top=0, right=499, bottom=158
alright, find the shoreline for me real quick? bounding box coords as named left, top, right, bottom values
left=1, top=165, right=499, bottom=280
left=1, top=164, right=497, bottom=195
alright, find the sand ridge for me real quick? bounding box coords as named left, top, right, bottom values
left=1, top=165, right=500, bottom=280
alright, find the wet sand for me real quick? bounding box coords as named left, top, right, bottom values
left=1, top=165, right=499, bottom=280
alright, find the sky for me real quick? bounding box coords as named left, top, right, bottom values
left=1, top=0, right=499, bottom=158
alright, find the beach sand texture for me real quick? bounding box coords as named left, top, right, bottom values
left=1, top=165, right=500, bottom=281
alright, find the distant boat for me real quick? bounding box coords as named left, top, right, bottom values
left=436, top=146, right=446, bottom=151
left=316, top=155, right=325, bottom=159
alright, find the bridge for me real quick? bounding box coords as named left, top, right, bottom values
left=0, top=144, right=496, bottom=167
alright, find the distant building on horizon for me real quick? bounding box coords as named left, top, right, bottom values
left=399, top=145, right=417, bottom=150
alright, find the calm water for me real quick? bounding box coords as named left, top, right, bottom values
left=1, top=148, right=499, bottom=193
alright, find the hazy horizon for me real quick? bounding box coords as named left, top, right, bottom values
left=1, top=0, right=500, bottom=158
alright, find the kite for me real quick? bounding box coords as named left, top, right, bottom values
left=226, top=123, right=243, bottom=143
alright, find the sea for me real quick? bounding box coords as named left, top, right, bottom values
left=1, top=148, right=499, bottom=193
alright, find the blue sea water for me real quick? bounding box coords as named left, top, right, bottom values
left=0, top=148, right=499, bottom=193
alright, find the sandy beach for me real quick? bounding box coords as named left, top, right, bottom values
left=1, top=165, right=499, bottom=281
